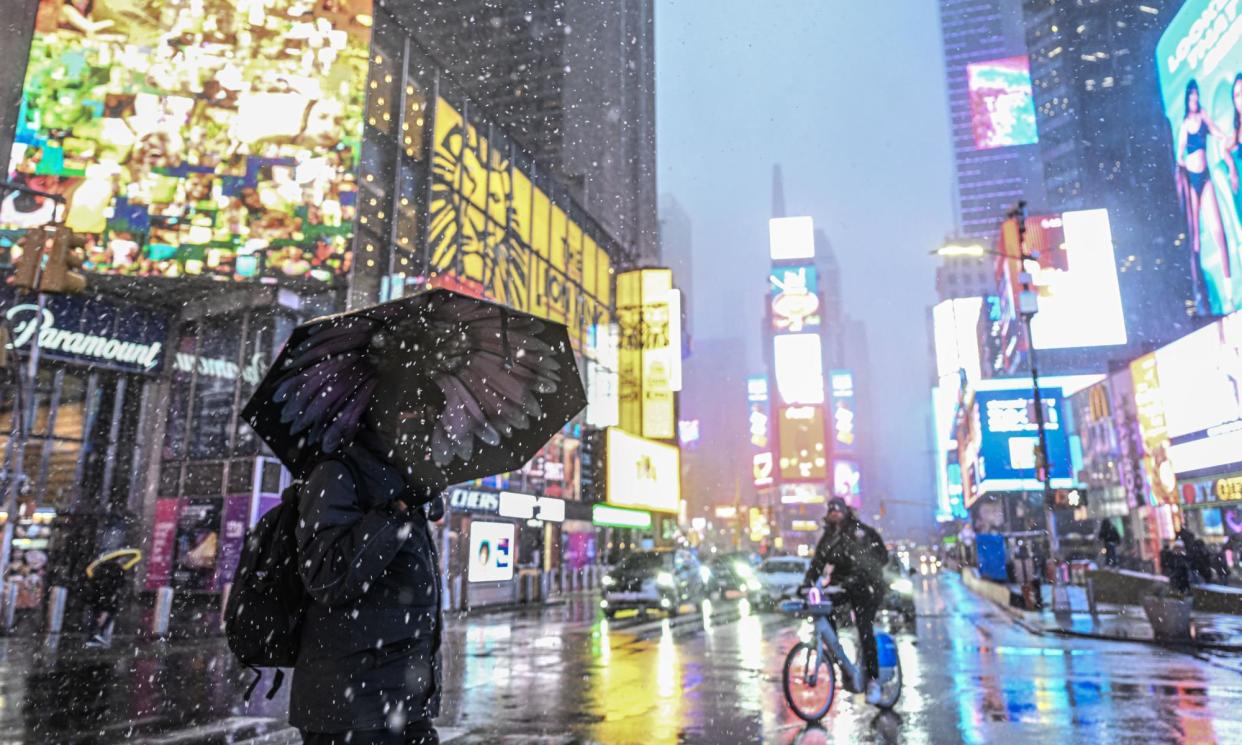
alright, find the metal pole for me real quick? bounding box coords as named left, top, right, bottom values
left=1014, top=203, right=1059, bottom=561
left=0, top=292, right=45, bottom=617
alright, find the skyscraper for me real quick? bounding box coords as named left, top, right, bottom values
left=939, top=0, right=1048, bottom=238
left=1022, top=0, right=1196, bottom=343
left=381, top=0, right=659, bottom=262
left=660, top=193, right=694, bottom=335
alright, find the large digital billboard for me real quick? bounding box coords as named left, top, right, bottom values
left=468, top=521, right=515, bottom=583
left=747, top=376, right=774, bottom=487
left=966, top=56, right=1038, bottom=150
left=1149, top=312, right=1242, bottom=482
left=1157, top=0, right=1242, bottom=315
left=933, top=297, right=984, bottom=381
left=431, top=97, right=613, bottom=351
left=960, top=386, right=1074, bottom=507
left=773, top=333, right=826, bottom=405
left=617, top=268, right=677, bottom=439
left=768, top=216, right=814, bottom=261
left=605, top=427, right=680, bottom=514
left=828, top=370, right=856, bottom=454
left=996, top=209, right=1127, bottom=350
left=770, top=265, right=821, bottom=332
left=3, top=0, right=373, bottom=283
left=777, top=405, right=828, bottom=482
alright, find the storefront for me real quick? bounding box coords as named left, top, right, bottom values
left=0, top=285, right=169, bottom=623
left=443, top=486, right=570, bottom=609
left=1178, top=476, right=1242, bottom=566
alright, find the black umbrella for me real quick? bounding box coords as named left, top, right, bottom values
left=242, top=288, right=587, bottom=485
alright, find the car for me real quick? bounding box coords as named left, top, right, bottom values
left=705, top=554, right=762, bottom=599
left=599, top=549, right=707, bottom=618
left=881, top=559, right=917, bottom=627
left=753, top=556, right=811, bottom=608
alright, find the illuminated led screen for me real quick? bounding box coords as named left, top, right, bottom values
left=777, top=405, right=827, bottom=482
left=966, top=55, right=1038, bottom=150
left=1157, top=0, right=1242, bottom=315
left=768, top=216, right=814, bottom=261
left=998, top=209, right=1127, bottom=350
left=1150, top=312, right=1242, bottom=479
left=770, top=265, right=820, bottom=332
left=605, top=427, right=680, bottom=514
left=2, top=0, right=373, bottom=283
left=965, top=387, right=1073, bottom=502
left=833, top=459, right=861, bottom=499
left=933, top=297, right=984, bottom=381
left=773, top=333, right=825, bottom=405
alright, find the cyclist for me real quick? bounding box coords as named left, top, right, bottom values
left=799, top=497, right=889, bottom=705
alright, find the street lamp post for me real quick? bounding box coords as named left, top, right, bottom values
left=933, top=206, right=1060, bottom=563
left=1009, top=202, right=1060, bottom=561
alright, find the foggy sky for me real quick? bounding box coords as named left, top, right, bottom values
left=655, top=0, right=955, bottom=538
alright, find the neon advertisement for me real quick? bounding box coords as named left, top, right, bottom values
left=4, top=0, right=374, bottom=283
left=1156, top=0, right=1242, bottom=315
left=965, top=56, right=1039, bottom=150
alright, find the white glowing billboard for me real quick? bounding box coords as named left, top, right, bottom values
left=768, top=216, right=815, bottom=261
left=933, top=297, right=984, bottom=381
left=773, top=333, right=826, bottom=405
left=998, top=209, right=1127, bottom=350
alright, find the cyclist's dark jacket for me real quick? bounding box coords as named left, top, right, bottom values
left=802, top=517, right=888, bottom=593
left=290, top=435, right=442, bottom=734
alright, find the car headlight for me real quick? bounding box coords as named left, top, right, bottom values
left=657, top=571, right=675, bottom=588
left=602, top=575, right=616, bottom=587
left=735, top=563, right=755, bottom=579
left=699, top=566, right=712, bottom=583
left=747, top=580, right=762, bottom=592
left=890, top=577, right=914, bottom=595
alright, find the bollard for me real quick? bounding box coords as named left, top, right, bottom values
left=3, top=581, right=18, bottom=633
left=219, top=582, right=232, bottom=633
left=542, top=571, right=552, bottom=602
left=1086, top=577, right=1098, bottom=617
left=451, top=575, right=463, bottom=611
left=152, top=586, right=174, bottom=637
left=45, top=586, right=68, bottom=635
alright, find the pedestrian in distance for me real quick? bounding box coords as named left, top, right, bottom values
left=1097, top=519, right=1121, bottom=568
left=799, top=497, right=889, bottom=705
left=239, top=290, right=588, bottom=745
left=1162, top=541, right=1193, bottom=595
left=83, top=548, right=141, bottom=649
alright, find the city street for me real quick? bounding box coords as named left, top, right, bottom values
left=3, top=575, right=1240, bottom=744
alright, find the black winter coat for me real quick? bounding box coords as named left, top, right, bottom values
left=289, top=439, right=442, bottom=734
left=802, top=518, right=888, bottom=593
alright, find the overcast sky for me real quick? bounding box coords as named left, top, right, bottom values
left=655, top=0, right=955, bottom=536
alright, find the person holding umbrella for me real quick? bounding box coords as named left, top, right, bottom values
left=243, top=289, right=586, bottom=745
left=83, top=548, right=142, bottom=648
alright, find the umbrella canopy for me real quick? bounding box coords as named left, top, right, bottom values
left=85, top=548, right=142, bottom=578
left=242, top=288, right=587, bottom=486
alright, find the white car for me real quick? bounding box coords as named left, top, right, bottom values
left=754, top=556, right=811, bottom=607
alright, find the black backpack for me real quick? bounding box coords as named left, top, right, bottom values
left=224, top=481, right=307, bottom=700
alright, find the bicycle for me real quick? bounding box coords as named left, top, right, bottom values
left=779, top=582, right=902, bottom=721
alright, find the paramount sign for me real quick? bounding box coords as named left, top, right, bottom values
left=2, top=292, right=168, bottom=374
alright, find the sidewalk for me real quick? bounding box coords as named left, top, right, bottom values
left=962, top=569, right=1242, bottom=650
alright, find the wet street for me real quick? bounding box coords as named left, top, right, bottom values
left=2, top=574, right=1241, bottom=744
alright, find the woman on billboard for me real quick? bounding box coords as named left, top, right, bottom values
left=1178, top=79, right=1235, bottom=312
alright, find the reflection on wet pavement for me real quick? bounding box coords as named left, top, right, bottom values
left=1, top=575, right=1240, bottom=743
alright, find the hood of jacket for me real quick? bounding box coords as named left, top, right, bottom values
left=338, top=427, right=446, bottom=508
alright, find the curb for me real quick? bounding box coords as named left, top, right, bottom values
left=962, top=577, right=1242, bottom=651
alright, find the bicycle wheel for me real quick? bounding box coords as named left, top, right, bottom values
left=874, top=650, right=903, bottom=710
left=782, top=641, right=836, bottom=722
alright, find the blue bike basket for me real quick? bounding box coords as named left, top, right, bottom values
left=876, top=632, right=897, bottom=668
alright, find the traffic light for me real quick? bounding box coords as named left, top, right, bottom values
left=11, top=226, right=54, bottom=290
left=40, top=226, right=86, bottom=293
left=8, top=225, right=86, bottom=293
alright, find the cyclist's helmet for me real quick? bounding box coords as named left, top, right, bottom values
left=823, top=497, right=850, bottom=523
